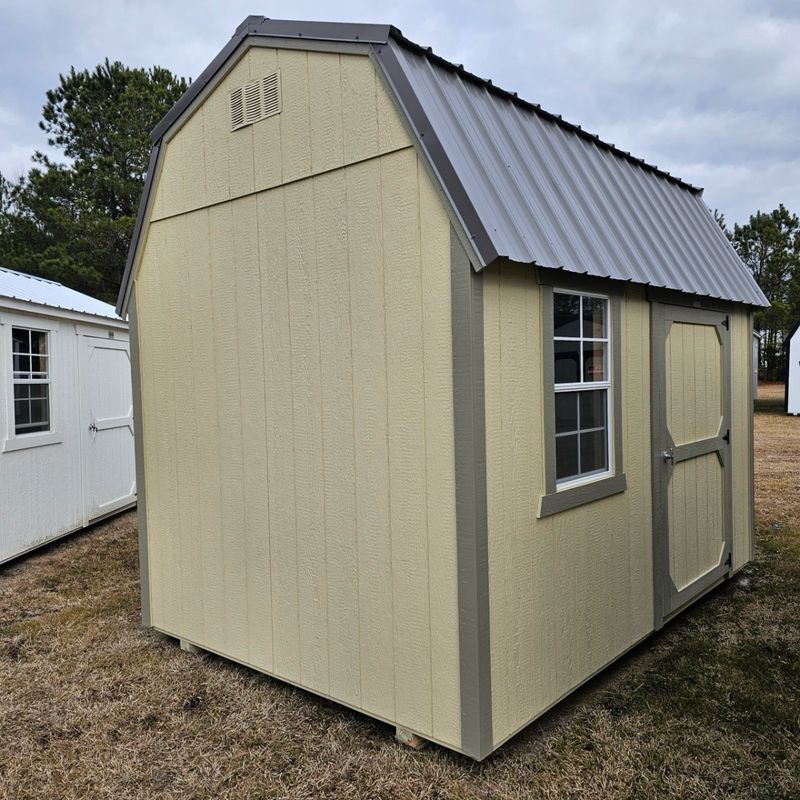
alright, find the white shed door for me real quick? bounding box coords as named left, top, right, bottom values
left=80, top=336, right=136, bottom=521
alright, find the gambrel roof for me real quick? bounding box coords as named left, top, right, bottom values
left=117, top=17, right=768, bottom=313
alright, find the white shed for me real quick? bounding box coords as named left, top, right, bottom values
left=785, top=322, right=800, bottom=414
left=0, top=267, right=136, bottom=564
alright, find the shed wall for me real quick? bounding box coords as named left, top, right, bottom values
left=0, top=308, right=129, bottom=563
left=133, top=48, right=462, bottom=748
left=483, top=266, right=654, bottom=747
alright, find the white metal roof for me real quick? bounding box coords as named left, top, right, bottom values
left=0, top=267, right=121, bottom=320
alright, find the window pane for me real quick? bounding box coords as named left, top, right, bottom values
left=556, top=434, right=579, bottom=480
left=554, top=293, right=580, bottom=337
left=30, top=398, right=49, bottom=426
left=29, top=330, right=47, bottom=356
left=28, top=384, right=48, bottom=400
left=11, top=328, right=27, bottom=354
left=579, top=429, right=608, bottom=474
left=555, top=340, right=580, bottom=384
left=583, top=341, right=606, bottom=382
left=30, top=354, right=48, bottom=376
left=555, top=391, right=578, bottom=433
left=14, top=399, right=30, bottom=427
left=13, top=353, right=31, bottom=376
left=579, top=390, right=606, bottom=430
left=14, top=384, right=31, bottom=401
left=582, top=296, right=606, bottom=338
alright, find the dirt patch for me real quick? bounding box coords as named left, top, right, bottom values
left=0, top=408, right=798, bottom=799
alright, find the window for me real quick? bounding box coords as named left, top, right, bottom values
left=553, top=292, right=610, bottom=485
left=12, top=327, right=50, bottom=435
left=539, top=281, right=625, bottom=519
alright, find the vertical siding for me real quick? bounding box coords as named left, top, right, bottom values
left=150, top=49, right=410, bottom=221
left=0, top=313, right=85, bottom=563
left=484, top=266, right=653, bottom=747
left=133, top=49, right=460, bottom=748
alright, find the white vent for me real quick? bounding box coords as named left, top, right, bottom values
left=230, top=70, right=281, bottom=132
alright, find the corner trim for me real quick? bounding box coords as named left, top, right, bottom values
left=128, top=291, right=151, bottom=627
left=451, top=227, right=493, bottom=759
left=116, top=142, right=161, bottom=315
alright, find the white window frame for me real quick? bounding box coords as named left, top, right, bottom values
left=1, top=314, right=63, bottom=452
left=553, top=288, right=613, bottom=490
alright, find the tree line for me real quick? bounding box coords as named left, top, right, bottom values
left=0, top=60, right=798, bottom=379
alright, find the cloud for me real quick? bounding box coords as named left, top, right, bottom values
left=0, top=0, right=797, bottom=224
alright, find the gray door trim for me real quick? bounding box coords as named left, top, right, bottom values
left=128, top=290, right=151, bottom=628
left=451, top=227, right=493, bottom=759
left=651, top=302, right=733, bottom=627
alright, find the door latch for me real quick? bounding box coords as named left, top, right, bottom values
left=89, top=422, right=98, bottom=433
left=661, top=448, right=674, bottom=463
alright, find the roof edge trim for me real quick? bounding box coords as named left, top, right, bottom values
left=371, top=43, right=497, bottom=268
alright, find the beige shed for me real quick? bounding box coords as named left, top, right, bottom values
left=116, top=18, right=768, bottom=760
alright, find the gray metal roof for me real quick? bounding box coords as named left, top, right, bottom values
left=378, top=35, right=768, bottom=307
left=0, top=267, right=121, bottom=320
left=117, top=17, right=768, bottom=312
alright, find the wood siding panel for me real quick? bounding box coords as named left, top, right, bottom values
left=485, top=271, right=654, bottom=747
left=134, top=52, right=458, bottom=749
left=147, top=49, right=411, bottom=223
left=346, top=158, right=395, bottom=722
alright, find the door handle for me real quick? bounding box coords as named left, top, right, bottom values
left=662, top=448, right=674, bottom=463
left=89, top=422, right=98, bottom=433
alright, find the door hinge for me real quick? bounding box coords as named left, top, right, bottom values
left=722, top=429, right=730, bottom=444
left=725, top=552, right=732, bottom=568
left=721, top=315, right=729, bottom=329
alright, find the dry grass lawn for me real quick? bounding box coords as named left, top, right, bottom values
left=1, top=386, right=799, bottom=799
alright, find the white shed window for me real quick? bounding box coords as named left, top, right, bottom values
left=553, top=292, right=610, bottom=485
left=12, top=327, right=50, bottom=435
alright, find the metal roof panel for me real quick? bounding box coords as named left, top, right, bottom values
left=0, top=267, right=121, bottom=320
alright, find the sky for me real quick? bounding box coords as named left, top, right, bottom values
left=0, top=0, right=797, bottom=226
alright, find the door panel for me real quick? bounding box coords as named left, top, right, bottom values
left=80, top=336, right=136, bottom=521
left=652, top=304, right=732, bottom=624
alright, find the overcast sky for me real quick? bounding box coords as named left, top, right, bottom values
left=1, top=0, right=797, bottom=226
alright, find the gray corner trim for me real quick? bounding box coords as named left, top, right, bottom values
left=128, top=291, right=151, bottom=627
left=748, top=310, right=756, bottom=563
left=539, top=284, right=626, bottom=516
left=650, top=301, right=667, bottom=628
left=451, top=227, right=493, bottom=759
left=116, top=142, right=161, bottom=316
left=371, top=43, right=498, bottom=269
left=539, top=473, right=627, bottom=517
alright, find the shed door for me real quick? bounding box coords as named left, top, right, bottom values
left=652, top=303, right=732, bottom=624
left=80, top=336, right=136, bottom=522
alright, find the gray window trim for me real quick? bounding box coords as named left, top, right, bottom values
left=539, top=280, right=626, bottom=518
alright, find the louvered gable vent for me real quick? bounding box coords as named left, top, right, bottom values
left=230, top=70, right=281, bottom=131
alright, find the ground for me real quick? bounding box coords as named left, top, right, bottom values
left=0, top=385, right=798, bottom=799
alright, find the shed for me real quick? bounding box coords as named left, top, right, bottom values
left=117, top=18, right=769, bottom=760
left=0, top=267, right=136, bottom=564
left=784, top=323, right=800, bottom=414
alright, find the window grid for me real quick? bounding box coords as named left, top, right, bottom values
left=553, top=292, right=611, bottom=485
left=11, top=327, right=51, bottom=435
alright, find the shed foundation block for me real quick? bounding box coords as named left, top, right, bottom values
left=179, top=639, right=202, bottom=655
left=395, top=726, right=427, bottom=750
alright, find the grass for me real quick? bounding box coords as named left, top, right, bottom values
left=0, top=386, right=798, bottom=799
